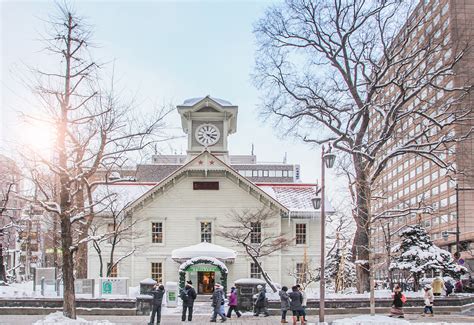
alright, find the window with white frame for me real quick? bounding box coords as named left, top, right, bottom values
left=152, top=222, right=163, bottom=243
left=296, top=263, right=306, bottom=284
left=151, top=262, right=163, bottom=283
left=250, top=263, right=261, bottom=279
left=200, top=221, right=212, bottom=242
left=250, top=222, right=262, bottom=244
left=296, top=223, right=307, bottom=245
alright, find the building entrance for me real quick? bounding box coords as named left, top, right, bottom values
left=198, top=271, right=215, bottom=294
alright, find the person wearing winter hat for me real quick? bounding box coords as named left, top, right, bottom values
left=423, top=284, right=434, bottom=316
left=180, top=280, right=197, bottom=322
left=254, top=284, right=269, bottom=317
left=226, top=286, right=242, bottom=318
left=210, top=283, right=227, bottom=322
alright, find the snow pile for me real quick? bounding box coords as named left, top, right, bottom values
left=178, top=256, right=228, bottom=273
left=332, top=315, right=410, bottom=324
left=33, top=312, right=114, bottom=325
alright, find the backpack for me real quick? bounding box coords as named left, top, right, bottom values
left=179, top=289, right=189, bottom=303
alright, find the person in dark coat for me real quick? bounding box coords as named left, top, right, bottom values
left=288, top=285, right=305, bottom=325
left=389, top=284, right=405, bottom=318
left=180, top=280, right=197, bottom=322
left=210, top=283, right=227, bottom=322
left=253, top=285, right=269, bottom=317
left=445, top=280, right=454, bottom=296
left=148, top=284, right=165, bottom=325
left=226, top=286, right=241, bottom=318
left=279, top=286, right=290, bottom=324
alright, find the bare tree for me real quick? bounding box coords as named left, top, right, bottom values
left=216, top=208, right=293, bottom=292
left=21, top=4, right=170, bottom=318
left=0, top=155, right=23, bottom=283
left=0, top=183, right=15, bottom=283
left=254, top=0, right=472, bottom=292
left=288, top=262, right=319, bottom=290
left=88, top=188, right=142, bottom=278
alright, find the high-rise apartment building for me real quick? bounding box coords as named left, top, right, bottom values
left=371, top=0, right=474, bottom=280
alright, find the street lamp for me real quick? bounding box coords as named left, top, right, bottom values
left=312, top=144, right=336, bottom=324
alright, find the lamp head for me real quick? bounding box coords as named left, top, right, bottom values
left=311, top=197, right=321, bottom=210
left=323, top=153, right=336, bottom=169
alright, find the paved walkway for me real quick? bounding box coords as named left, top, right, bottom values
left=1, top=313, right=474, bottom=325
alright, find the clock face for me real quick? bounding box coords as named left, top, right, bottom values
left=195, top=124, right=220, bottom=146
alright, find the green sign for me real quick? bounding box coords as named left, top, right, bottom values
left=168, top=291, right=176, bottom=301
left=102, top=281, right=112, bottom=294
left=188, top=265, right=219, bottom=272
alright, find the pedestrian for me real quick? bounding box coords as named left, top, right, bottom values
left=296, top=284, right=307, bottom=322
left=389, top=284, right=405, bottom=318
left=253, top=284, right=270, bottom=317
left=279, top=286, right=290, bottom=324
left=432, top=276, right=445, bottom=296
left=210, top=283, right=227, bottom=322
left=288, top=285, right=305, bottom=325
left=179, top=280, right=197, bottom=322
left=455, top=279, right=463, bottom=293
left=445, top=279, right=454, bottom=296
left=422, top=284, right=434, bottom=317
left=226, top=286, right=241, bottom=318
left=148, top=284, right=165, bottom=325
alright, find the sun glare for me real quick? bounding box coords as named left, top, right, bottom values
left=20, top=121, right=54, bottom=156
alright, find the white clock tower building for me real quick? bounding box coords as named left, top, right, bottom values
left=177, top=95, right=238, bottom=163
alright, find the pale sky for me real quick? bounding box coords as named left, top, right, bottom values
left=1, top=0, right=347, bottom=204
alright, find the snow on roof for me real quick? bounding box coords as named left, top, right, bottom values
left=234, top=278, right=266, bottom=285
left=257, top=184, right=334, bottom=213
left=178, top=256, right=228, bottom=273
left=92, top=183, right=155, bottom=214
left=181, top=96, right=233, bottom=107
left=172, top=242, right=237, bottom=260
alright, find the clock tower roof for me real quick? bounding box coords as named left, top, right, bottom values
left=181, top=96, right=234, bottom=107
left=177, top=95, right=238, bottom=134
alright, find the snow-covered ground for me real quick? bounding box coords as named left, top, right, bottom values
left=0, top=281, right=141, bottom=299
left=332, top=315, right=473, bottom=325
left=32, top=312, right=114, bottom=325
left=265, top=287, right=429, bottom=301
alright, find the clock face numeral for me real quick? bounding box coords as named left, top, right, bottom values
left=195, top=124, right=220, bottom=146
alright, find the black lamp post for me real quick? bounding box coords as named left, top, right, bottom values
left=312, top=144, right=336, bottom=324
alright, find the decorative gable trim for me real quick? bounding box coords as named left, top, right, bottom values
left=127, top=150, right=289, bottom=214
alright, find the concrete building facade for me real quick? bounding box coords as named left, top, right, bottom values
left=370, top=0, right=474, bottom=280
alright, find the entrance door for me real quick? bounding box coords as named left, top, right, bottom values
left=198, top=271, right=215, bottom=294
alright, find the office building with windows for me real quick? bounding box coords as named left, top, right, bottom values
left=370, top=0, right=474, bottom=279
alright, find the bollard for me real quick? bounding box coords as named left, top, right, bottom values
left=41, top=277, right=45, bottom=296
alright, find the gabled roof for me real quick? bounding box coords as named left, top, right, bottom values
left=181, top=96, right=234, bottom=107
left=125, top=150, right=289, bottom=214
left=177, top=95, right=238, bottom=134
